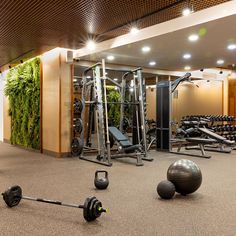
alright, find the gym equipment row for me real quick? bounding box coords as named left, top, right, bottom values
left=174, top=117, right=236, bottom=156
left=2, top=185, right=107, bottom=222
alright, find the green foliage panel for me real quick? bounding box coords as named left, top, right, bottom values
left=4, top=57, right=41, bottom=149
left=107, top=88, right=121, bottom=127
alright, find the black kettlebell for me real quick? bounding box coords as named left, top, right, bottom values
left=94, top=170, right=109, bottom=190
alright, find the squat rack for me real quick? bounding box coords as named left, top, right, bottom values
left=77, top=60, right=152, bottom=166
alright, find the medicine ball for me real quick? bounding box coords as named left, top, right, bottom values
left=157, top=180, right=175, bottom=199
left=167, top=159, right=202, bottom=195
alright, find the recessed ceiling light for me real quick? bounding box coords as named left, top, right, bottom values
left=130, top=27, right=139, bottom=34
left=149, top=61, right=156, bottom=66
left=86, top=40, right=96, bottom=50
left=217, top=59, right=224, bottom=65
left=182, top=8, right=191, bottom=16
left=114, top=78, right=118, bottom=81
left=188, top=34, right=199, bottom=42
left=227, top=44, right=236, bottom=50
left=184, top=66, right=191, bottom=70
left=107, top=55, right=115, bottom=60
left=86, top=76, right=91, bottom=79
left=142, top=46, right=151, bottom=53
left=183, top=53, right=191, bottom=59
left=105, top=72, right=108, bottom=75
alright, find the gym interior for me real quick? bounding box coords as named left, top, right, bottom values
left=0, top=1, right=236, bottom=235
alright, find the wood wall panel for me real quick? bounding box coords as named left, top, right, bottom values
left=60, top=51, right=72, bottom=154
left=228, top=78, right=236, bottom=118
left=172, top=80, right=223, bottom=123
left=42, top=49, right=60, bottom=153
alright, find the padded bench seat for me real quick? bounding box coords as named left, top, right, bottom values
left=109, top=126, right=141, bottom=153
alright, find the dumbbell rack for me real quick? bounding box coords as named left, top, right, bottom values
left=211, top=123, right=236, bottom=141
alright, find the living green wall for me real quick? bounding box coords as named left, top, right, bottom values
left=4, top=57, right=41, bottom=149
left=107, top=88, right=121, bottom=127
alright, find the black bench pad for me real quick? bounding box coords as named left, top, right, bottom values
left=109, top=127, right=129, bottom=142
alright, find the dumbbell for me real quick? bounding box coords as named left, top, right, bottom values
left=2, top=185, right=107, bottom=222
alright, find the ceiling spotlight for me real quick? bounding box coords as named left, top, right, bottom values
left=188, top=34, right=199, bottom=42
left=107, top=55, right=115, bottom=61
left=183, top=53, right=191, bottom=59
left=86, top=40, right=96, bottom=50
left=114, top=78, right=118, bottom=81
left=130, top=27, right=139, bottom=34
left=142, top=46, right=151, bottom=53
left=184, top=66, right=191, bottom=70
left=227, top=44, right=236, bottom=50
left=217, top=59, right=224, bottom=65
left=149, top=61, right=156, bottom=66
left=86, top=76, right=91, bottom=79
left=182, top=8, right=191, bottom=16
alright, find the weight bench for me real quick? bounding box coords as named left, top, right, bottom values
left=197, top=128, right=235, bottom=153
left=108, top=127, right=143, bottom=166
left=171, top=137, right=217, bottom=158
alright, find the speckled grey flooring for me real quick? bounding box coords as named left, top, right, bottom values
left=0, top=142, right=236, bottom=236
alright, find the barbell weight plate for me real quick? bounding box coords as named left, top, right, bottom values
left=73, top=118, right=83, bottom=134
left=71, top=138, right=83, bottom=156
left=92, top=200, right=102, bottom=218
left=88, top=197, right=99, bottom=221
left=73, top=99, right=84, bottom=114
left=83, top=197, right=97, bottom=222
left=2, top=185, right=22, bottom=208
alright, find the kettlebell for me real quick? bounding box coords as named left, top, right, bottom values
left=94, top=170, right=109, bottom=190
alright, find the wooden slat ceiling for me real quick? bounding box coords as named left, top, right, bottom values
left=0, top=0, right=230, bottom=68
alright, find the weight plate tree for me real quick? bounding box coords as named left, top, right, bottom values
left=2, top=185, right=107, bottom=222
left=71, top=72, right=84, bottom=156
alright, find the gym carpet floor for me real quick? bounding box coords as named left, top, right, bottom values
left=0, top=142, right=236, bottom=236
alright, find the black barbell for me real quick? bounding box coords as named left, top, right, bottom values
left=2, top=185, right=107, bottom=222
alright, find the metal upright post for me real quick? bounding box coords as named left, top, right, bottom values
left=119, top=73, right=126, bottom=132
left=137, top=69, right=147, bottom=156
left=133, top=72, right=141, bottom=144
left=93, top=65, right=106, bottom=160
left=102, top=59, right=112, bottom=165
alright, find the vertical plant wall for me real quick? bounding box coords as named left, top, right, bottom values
left=4, top=57, right=41, bottom=149
left=107, top=88, right=121, bottom=127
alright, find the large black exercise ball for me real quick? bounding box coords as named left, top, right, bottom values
left=167, top=159, right=202, bottom=195
left=157, top=180, right=176, bottom=199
